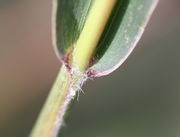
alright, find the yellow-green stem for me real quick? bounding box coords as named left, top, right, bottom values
left=30, top=65, right=73, bottom=137
left=72, top=0, right=117, bottom=71
left=30, top=1, right=117, bottom=137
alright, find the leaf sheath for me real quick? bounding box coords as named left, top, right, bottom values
left=30, top=65, right=76, bottom=137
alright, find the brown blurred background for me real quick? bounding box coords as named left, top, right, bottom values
left=0, top=0, right=180, bottom=137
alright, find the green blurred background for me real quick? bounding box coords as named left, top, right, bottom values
left=0, top=0, right=180, bottom=137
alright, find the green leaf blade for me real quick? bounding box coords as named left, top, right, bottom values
left=53, top=0, right=94, bottom=58
left=53, top=0, right=158, bottom=77
left=90, top=0, right=158, bottom=77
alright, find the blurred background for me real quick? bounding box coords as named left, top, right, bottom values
left=0, top=0, right=180, bottom=137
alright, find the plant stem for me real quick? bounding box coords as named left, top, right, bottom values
left=30, top=64, right=75, bottom=137
left=72, top=0, right=117, bottom=71
left=30, top=1, right=117, bottom=137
